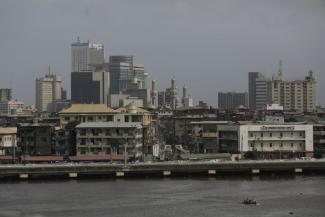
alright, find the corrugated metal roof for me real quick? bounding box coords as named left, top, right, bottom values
left=69, top=155, right=125, bottom=161
left=59, top=104, right=115, bottom=114
left=76, top=122, right=142, bottom=128
left=22, top=156, right=64, bottom=161
left=0, top=127, right=17, bottom=135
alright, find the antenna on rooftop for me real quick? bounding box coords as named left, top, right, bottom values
left=278, top=59, right=282, bottom=78
left=77, top=36, right=80, bottom=43
left=48, top=65, right=51, bottom=75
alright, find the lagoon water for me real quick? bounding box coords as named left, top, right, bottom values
left=0, top=175, right=325, bottom=217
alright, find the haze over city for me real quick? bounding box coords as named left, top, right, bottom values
left=0, top=0, right=324, bottom=106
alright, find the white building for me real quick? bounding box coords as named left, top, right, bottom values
left=0, top=100, right=24, bottom=115
left=239, top=124, right=314, bottom=158
left=71, top=38, right=104, bottom=72
left=35, top=74, right=62, bottom=113
left=0, top=127, right=17, bottom=155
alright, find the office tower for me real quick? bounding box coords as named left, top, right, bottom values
left=35, top=74, right=62, bottom=113
left=271, top=70, right=316, bottom=112
left=61, top=88, right=67, bottom=100
left=181, top=85, right=193, bottom=108
left=158, top=91, right=165, bottom=109
left=0, top=88, right=12, bottom=102
left=71, top=70, right=108, bottom=104
left=150, top=80, right=158, bottom=108
left=248, top=72, right=272, bottom=111
left=0, top=100, right=24, bottom=115
left=71, top=38, right=104, bottom=72
left=218, top=92, right=248, bottom=110
left=109, top=55, right=148, bottom=94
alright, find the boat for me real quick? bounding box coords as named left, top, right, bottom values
left=242, top=198, right=259, bottom=205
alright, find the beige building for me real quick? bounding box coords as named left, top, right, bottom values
left=0, top=127, right=17, bottom=155
left=35, top=74, right=62, bottom=113
left=272, top=70, right=316, bottom=112
left=58, top=104, right=115, bottom=128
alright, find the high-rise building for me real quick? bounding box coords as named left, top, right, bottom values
left=248, top=72, right=272, bottom=111
left=0, top=88, right=12, bottom=102
left=271, top=70, right=316, bottom=112
left=0, top=100, right=24, bottom=115
left=71, top=38, right=104, bottom=72
left=109, top=56, right=147, bottom=94
left=181, top=85, right=193, bottom=108
left=158, top=91, right=165, bottom=109
left=150, top=80, right=158, bottom=108
left=71, top=70, right=108, bottom=104
left=35, top=74, right=62, bottom=113
left=218, top=92, right=248, bottom=110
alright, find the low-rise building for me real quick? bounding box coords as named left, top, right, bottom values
left=76, top=122, right=143, bottom=160
left=0, top=127, right=17, bottom=155
left=17, top=123, right=57, bottom=156
left=58, top=104, right=115, bottom=128
left=189, top=120, right=314, bottom=159
left=240, top=124, right=313, bottom=158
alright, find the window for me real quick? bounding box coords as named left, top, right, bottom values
left=270, top=143, right=272, bottom=147
left=88, top=117, right=94, bottom=121
left=250, top=133, right=253, bottom=137
left=280, top=132, right=283, bottom=137
left=261, top=133, right=263, bottom=137
left=280, top=142, right=283, bottom=147
left=269, top=133, right=272, bottom=137
left=291, top=143, right=294, bottom=147
left=64, top=117, right=70, bottom=121
left=250, top=143, right=254, bottom=147
left=261, top=143, right=263, bottom=147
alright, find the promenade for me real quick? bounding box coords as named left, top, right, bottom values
left=1, top=160, right=325, bottom=180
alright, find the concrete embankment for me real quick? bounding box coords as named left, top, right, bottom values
left=1, top=160, right=325, bottom=180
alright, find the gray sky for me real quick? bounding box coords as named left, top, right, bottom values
left=0, top=0, right=324, bottom=106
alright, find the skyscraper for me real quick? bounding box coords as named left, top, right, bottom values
left=35, top=74, right=62, bottom=113
left=71, top=70, right=108, bottom=104
left=248, top=72, right=272, bottom=111
left=71, top=38, right=108, bottom=104
left=109, top=55, right=147, bottom=94
left=218, top=92, right=248, bottom=110
left=71, top=38, right=104, bottom=72
left=0, top=88, right=12, bottom=102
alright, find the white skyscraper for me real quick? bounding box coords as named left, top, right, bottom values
left=35, top=74, right=62, bottom=113
left=71, top=38, right=104, bottom=72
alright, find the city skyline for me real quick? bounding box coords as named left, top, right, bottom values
left=0, top=0, right=324, bottom=106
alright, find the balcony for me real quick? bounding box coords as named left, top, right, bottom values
left=201, top=132, right=217, bottom=138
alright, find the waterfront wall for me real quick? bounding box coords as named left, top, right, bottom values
left=1, top=160, right=325, bottom=180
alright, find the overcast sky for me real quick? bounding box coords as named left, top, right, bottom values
left=0, top=0, right=324, bottom=106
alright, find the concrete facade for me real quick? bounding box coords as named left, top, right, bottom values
left=35, top=74, right=62, bottom=113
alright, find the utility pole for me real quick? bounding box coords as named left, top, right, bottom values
left=124, top=142, right=128, bottom=167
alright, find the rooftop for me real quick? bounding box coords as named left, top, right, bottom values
left=0, top=127, right=17, bottom=135
left=76, top=122, right=142, bottom=128
left=59, top=104, right=115, bottom=114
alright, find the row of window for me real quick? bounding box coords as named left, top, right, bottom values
left=249, top=132, right=304, bottom=138
left=250, top=143, right=303, bottom=148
